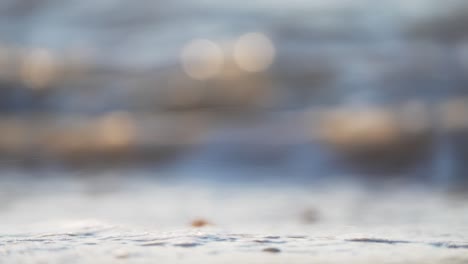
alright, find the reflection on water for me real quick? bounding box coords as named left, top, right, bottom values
left=0, top=0, right=467, bottom=185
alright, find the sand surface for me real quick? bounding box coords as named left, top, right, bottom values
left=1, top=172, right=468, bottom=263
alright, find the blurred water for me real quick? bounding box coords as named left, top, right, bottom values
left=1, top=0, right=466, bottom=110
left=0, top=0, right=468, bottom=185
left=0, top=0, right=459, bottom=66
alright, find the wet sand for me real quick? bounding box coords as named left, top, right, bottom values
left=1, top=172, right=467, bottom=263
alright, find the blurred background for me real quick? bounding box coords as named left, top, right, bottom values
left=1, top=0, right=468, bottom=187
left=3, top=4, right=468, bottom=262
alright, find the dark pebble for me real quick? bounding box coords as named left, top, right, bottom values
left=262, top=247, right=281, bottom=253
left=174, top=243, right=200, bottom=248
left=346, top=238, right=410, bottom=244
left=141, top=242, right=167, bottom=247
left=301, top=208, right=320, bottom=224
left=190, top=219, right=211, bottom=228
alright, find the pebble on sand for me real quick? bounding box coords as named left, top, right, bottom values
left=190, top=219, right=211, bottom=228
left=300, top=208, right=320, bottom=224
left=262, top=247, right=281, bottom=253
left=113, top=249, right=130, bottom=259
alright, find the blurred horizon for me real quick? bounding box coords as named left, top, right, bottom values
left=0, top=0, right=468, bottom=187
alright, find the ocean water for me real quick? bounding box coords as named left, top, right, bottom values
left=0, top=0, right=458, bottom=67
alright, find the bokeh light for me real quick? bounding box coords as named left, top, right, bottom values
left=180, top=39, right=224, bottom=80
left=233, top=32, right=275, bottom=72
left=97, top=111, right=136, bottom=149
left=20, top=48, right=57, bottom=90
left=320, top=108, right=400, bottom=148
